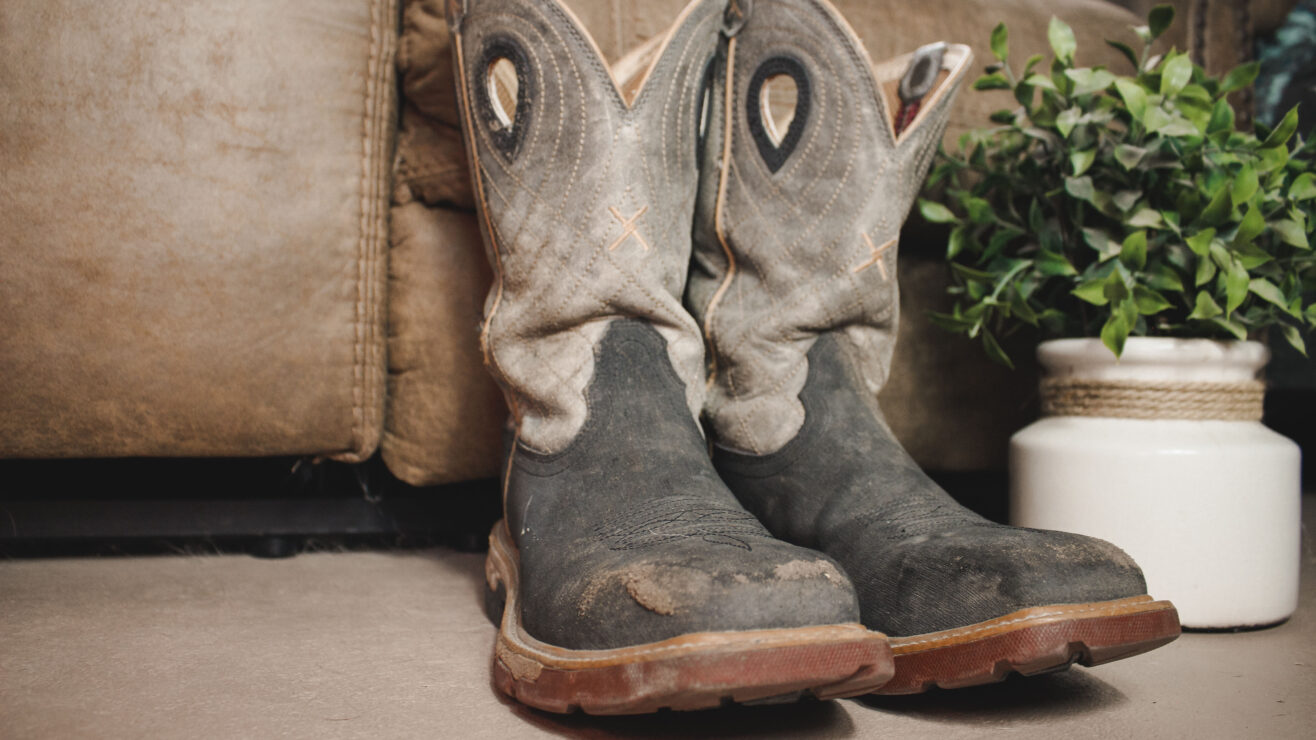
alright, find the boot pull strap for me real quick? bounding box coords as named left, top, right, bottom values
left=723, top=0, right=751, bottom=37
left=895, top=42, right=946, bottom=135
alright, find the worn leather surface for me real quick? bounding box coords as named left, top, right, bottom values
left=0, top=0, right=395, bottom=459
left=384, top=204, right=506, bottom=484
left=508, top=321, right=859, bottom=649
left=386, top=0, right=1152, bottom=484
left=687, top=0, right=973, bottom=454
left=715, top=334, right=1148, bottom=637
left=449, top=0, right=718, bottom=454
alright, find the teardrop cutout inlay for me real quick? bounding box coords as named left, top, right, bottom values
left=746, top=56, right=810, bottom=173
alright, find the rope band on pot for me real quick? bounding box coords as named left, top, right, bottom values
left=1040, top=378, right=1265, bottom=421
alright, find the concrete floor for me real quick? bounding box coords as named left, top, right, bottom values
left=3, top=508, right=1313, bottom=739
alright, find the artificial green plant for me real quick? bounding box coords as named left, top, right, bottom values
left=920, top=4, right=1315, bottom=365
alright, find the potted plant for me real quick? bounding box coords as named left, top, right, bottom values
left=917, top=5, right=1314, bottom=629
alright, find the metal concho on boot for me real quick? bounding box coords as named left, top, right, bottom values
left=449, top=0, right=892, bottom=714
left=686, top=0, right=1181, bottom=694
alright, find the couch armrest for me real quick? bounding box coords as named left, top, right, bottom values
left=0, top=0, right=397, bottom=460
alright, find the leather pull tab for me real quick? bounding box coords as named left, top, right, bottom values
left=723, top=0, right=751, bottom=37
left=895, top=42, right=946, bottom=136
left=446, top=0, right=466, bottom=33
left=898, top=42, right=947, bottom=104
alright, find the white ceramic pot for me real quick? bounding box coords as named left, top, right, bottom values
left=1010, top=337, right=1302, bottom=629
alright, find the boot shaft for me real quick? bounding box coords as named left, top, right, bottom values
left=687, top=0, right=972, bottom=455
left=450, top=0, right=726, bottom=454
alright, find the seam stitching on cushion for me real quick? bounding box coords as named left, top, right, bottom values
left=352, top=0, right=394, bottom=459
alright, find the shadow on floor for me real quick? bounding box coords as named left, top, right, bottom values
left=855, top=668, right=1128, bottom=724
left=499, top=693, right=857, bottom=740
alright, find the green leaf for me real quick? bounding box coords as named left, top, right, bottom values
left=946, top=226, right=967, bottom=259
left=1120, top=230, right=1148, bottom=270
left=1133, top=285, right=1173, bottom=315
left=1257, top=146, right=1289, bottom=173
left=1146, top=265, right=1184, bottom=294
left=1219, top=61, right=1260, bottom=95
left=1148, top=4, right=1175, bottom=40
left=991, top=22, right=1009, bottom=62
left=1023, top=74, right=1058, bottom=93
left=1232, top=206, right=1265, bottom=248
left=1072, top=278, right=1110, bottom=306
left=1195, top=187, right=1232, bottom=227
left=1101, top=301, right=1133, bottom=356
left=1195, top=251, right=1217, bottom=286
left=1186, top=228, right=1216, bottom=256
left=1114, top=144, right=1147, bottom=170
left=1128, top=208, right=1164, bottom=228
left=974, top=73, right=1012, bottom=91
left=1011, top=288, right=1039, bottom=326
left=1113, top=189, right=1142, bottom=213
left=1289, top=172, right=1316, bottom=201
left=1066, top=68, right=1116, bottom=96
left=1262, top=106, right=1299, bottom=149
left=1056, top=107, right=1082, bottom=138
left=1273, top=219, right=1310, bottom=249
left=989, top=109, right=1017, bottom=124
left=1249, top=278, right=1295, bottom=315
left=1069, top=148, right=1096, bottom=176
left=1162, top=210, right=1182, bottom=236
left=966, top=197, right=995, bottom=224
left=1206, top=99, right=1235, bottom=136
left=1159, top=54, right=1193, bottom=97
left=1189, top=291, right=1223, bottom=319
left=1048, top=17, right=1077, bottom=64
left=1106, top=40, right=1139, bottom=70
left=1234, top=242, right=1275, bottom=269
left=1143, top=106, right=1172, bottom=133
left=982, top=330, right=1014, bottom=368
left=952, top=263, right=996, bottom=281
left=1209, top=241, right=1232, bottom=271
left=1230, top=165, right=1258, bottom=206
left=1066, top=176, right=1096, bottom=202
left=919, top=199, right=959, bottom=224
left=1037, top=249, right=1078, bottom=276
left=1225, top=259, right=1249, bottom=315
left=1103, top=271, right=1131, bottom=304
left=1211, top=317, right=1249, bottom=341
left=1280, top=324, right=1307, bottom=356
left=1115, top=79, right=1149, bottom=120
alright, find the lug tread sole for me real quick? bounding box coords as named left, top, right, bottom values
left=876, top=596, right=1181, bottom=694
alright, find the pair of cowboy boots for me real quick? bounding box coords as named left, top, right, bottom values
left=448, top=0, right=1181, bottom=715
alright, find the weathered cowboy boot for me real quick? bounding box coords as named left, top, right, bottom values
left=448, top=0, right=892, bottom=714
left=686, top=0, right=1181, bottom=694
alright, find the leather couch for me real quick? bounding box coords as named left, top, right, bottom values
left=1, top=0, right=1282, bottom=489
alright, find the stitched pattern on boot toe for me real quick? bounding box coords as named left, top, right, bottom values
left=593, top=495, right=774, bottom=551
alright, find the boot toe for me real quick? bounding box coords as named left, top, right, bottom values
left=862, top=523, right=1148, bottom=637
left=525, top=543, right=863, bottom=650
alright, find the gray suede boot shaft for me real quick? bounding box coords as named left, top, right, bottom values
left=687, top=0, right=1179, bottom=693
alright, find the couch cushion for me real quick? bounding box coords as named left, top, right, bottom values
left=0, top=0, right=397, bottom=459
left=384, top=202, right=505, bottom=484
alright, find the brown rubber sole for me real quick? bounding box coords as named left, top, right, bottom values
left=874, top=595, right=1181, bottom=695
left=484, top=522, right=895, bottom=714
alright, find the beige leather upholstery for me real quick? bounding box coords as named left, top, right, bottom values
left=0, top=0, right=396, bottom=460
left=384, top=202, right=504, bottom=483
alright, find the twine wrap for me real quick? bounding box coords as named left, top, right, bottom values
left=1040, top=378, right=1265, bottom=421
